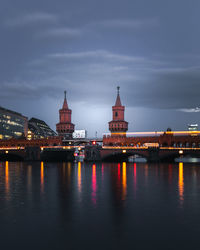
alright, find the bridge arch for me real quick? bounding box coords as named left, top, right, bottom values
left=102, top=151, right=148, bottom=162
left=0, top=153, right=24, bottom=161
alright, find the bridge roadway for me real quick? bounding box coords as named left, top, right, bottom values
left=1, top=141, right=200, bottom=162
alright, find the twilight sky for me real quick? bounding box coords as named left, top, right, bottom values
left=1, top=0, right=200, bottom=137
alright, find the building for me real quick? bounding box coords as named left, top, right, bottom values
left=108, top=87, right=128, bottom=135
left=0, top=106, right=28, bottom=140
left=188, top=124, right=198, bottom=131
left=73, top=130, right=87, bottom=139
left=56, top=91, right=75, bottom=138
left=28, top=117, right=57, bottom=140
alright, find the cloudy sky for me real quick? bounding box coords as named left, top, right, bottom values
left=1, top=0, right=200, bottom=136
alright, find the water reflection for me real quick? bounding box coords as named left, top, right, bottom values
left=122, top=162, right=127, bottom=200
left=1, top=161, right=199, bottom=222
left=144, top=164, right=148, bottom=184
left=67, top=162, right=71, bottom=184
left=62, top=162, right=66, bottom=176
left=134, top=163, right=137, bottom=198
left=168, top=164, right=172, bottom=184
left=101, top=163, right=104, bottom=181
left=178, top=162, right=184, bottom=205
left=78, top=162, right=81, bottom=193
left=92, top=164, right=97, bottom=205
left=1, top=160, right=200, bottom=249
left=27, top=165, right=32, bottom=191
left=5, top=161, right=9, bottom=200
left=41, top=161, right=44, bottom=193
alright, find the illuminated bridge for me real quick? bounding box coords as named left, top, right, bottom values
left=100, top=131, right=200, bottom=162
left=0, top=131, right=200, bottom=162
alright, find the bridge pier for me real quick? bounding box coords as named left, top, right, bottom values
left=147, top=148, right=160, bottom=162
left=25, top=147, right=41, bottom=161
left=85, top=145, right=101, bottom=161
left=40, top=148, right=75, bottom=162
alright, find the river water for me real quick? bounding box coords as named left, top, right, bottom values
left=0, top=161, right=200, bottom=249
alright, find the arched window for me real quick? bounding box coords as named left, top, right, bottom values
left=115, top=112, right=118, bottom=117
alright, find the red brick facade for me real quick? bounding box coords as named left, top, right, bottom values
left=103, top=133, right=200, bottom=147
left=108, top=87, right=128, bottom=134
left=0, top=136, right=62, bottom=147
left=56, top=91, right=75, bottom=138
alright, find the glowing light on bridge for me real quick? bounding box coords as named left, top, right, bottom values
left=178, top=162, right=184, bottom=206
left=0, top=147, right=24, bottom=150
left=78, top=162, right=82, bottom=193
left=92, top=164, right=97, bottom=205
left=104, top=130, right=200, bottom=137
left=122, top=162, right=127, bottom=200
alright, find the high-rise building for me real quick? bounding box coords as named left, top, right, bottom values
left=56, top=91, right=75, bottom=138
left=0, top=106, right=28, bottom=139
left=28, top=117, right=57, bottom=140
left=108, top=87, right=128, bottom=135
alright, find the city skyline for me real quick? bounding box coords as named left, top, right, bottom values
left=1, top=0, right=200, bottom=136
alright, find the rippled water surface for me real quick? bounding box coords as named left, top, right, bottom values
left=0, top=161, right=200, bottom=249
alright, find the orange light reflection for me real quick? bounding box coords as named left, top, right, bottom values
left=41, top=162, right=44, bottom=193
left=178, top=162, right=184, bottom=205
left=5, top=161, right=9, bottom=199
left=27, top=165, right=32, bottom=191
left=122, top=162, right=127, bottom=200
left=67, top=162, right=71, bottom=183
left=78, top=162, right=81, bottom=193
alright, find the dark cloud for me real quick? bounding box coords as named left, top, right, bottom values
left=1, top=0, right=200, bottom=135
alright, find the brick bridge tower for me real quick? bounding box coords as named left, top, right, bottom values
left=109, top=87, right=128, bottom=136
left=56, top=91, right=75, bottom=138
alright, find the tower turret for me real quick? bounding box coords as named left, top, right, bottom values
left=108, top=87, right=128, bottom=135
left=56, top=91, right=75, bottom=138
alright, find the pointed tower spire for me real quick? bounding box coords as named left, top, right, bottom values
left=109, top=86, right=128, bottom=135
left=62, top=90, right=68, bottom=109
left=56, top=91, right=75, bottom=138
left=115, top=86, right=122, bottom=106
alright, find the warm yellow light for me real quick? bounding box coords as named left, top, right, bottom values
left=78, top=162, right=81, bottom=192
left=122, top=150, right=126, bottom=153
left=41, top=161, right=44, bottom=192
left=104, top=130, right=200, bottom=136
left=5, top=161, right=9, bottom=198
left=179, top=150, right=183, bottom=154
left=122, top=162, right=127, bottom=200
left=179, top=162, right=184, bottom=204
left=5, top=151, right=8, bottom=154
